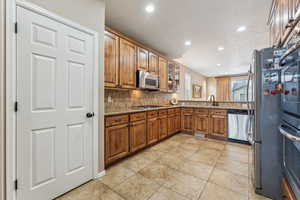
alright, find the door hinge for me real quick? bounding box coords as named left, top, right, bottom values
left=14, top=101, right=18, bottom=112
left=14, top=179, right=18, bottom=190
left=14, top=22, right=18, bottom=34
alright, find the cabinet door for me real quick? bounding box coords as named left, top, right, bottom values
left=119, top=38, right=136, bottom=88
left=159, top=117, right=168, bottom=140
left=282, top=178, right=297, bottom=200
left=147, top=118, right=159, bottom=145
left=168, top=62, right=175, bottom=92
left=159, top=57, right=168, bottom=92
left=209, top=115, right=228, bottom=139
left=104, top=31, right=119, bottom=87
left=175, top=115, right=181, bottom=132
left=105, top=124, right=129, bottom=165
left=194, top=115, right=209, bottom=134
left=137, top=47, right=149, bottom=71
left=168, top=116, right=174, bottom=135
left=149, top=52, right=159, bottom=75
left=182, top=113, right=194, bottom=132
left=130, top=120, right=147, bottom=153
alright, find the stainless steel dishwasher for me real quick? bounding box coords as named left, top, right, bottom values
left=228, top=109, right=249, bottom=143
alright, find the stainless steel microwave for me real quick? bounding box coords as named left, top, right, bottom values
left=136, top=70, right=159, bottom=90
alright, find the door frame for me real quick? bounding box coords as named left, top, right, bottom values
left=6, top=1, right=101, bottom=200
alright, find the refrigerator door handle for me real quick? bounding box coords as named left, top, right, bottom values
left=246, top=67, right=251, bottom=115
left=279, top=126, right=300, bottom=144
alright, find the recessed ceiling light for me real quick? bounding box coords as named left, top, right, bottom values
left=185, top=41, right=192, bottom=46
left=237, top=26, right=247, bottom=32
left=145, top=4, right=155, bottom=13
left=217, top=64, right=221, bottom=67
left=218, top=46, right=224, bottom=51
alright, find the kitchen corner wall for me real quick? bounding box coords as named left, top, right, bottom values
left=27, top=0, right=106, bottom=173
left=0, top=0, right=5, bottom=199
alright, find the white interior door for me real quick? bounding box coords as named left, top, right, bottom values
left=16, top=5, right=96, bottom=200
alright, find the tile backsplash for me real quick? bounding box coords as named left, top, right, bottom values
left=105, top=89, right=177, bottom=111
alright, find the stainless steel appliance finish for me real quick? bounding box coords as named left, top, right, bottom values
left=247, top=48, right=283, bottom=200
left=228, top=110, right=249, bottom=142
left=136, top=70, right=159, bottom=90
left=280, top=47, right=300, bottom=200
left=280, top=121, right=300, bottom=200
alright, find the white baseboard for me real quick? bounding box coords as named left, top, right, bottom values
left=94, top=170, right=106, bottom=179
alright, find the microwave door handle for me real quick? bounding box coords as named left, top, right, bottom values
left=279, top=126, right=300, bottom=144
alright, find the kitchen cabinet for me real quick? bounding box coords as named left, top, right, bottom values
left=181, top=108, right=194, bottom=133
left=194, top=109, right=209, bottom=135
left=282, top=178, right=297, bottom=200
left=159, top=57, right=168, bottom=92
left=147, top=117, right=159, bottom=145
left=168, top=116, right=176, bottom=135
left=104, top=31, right=119, bottom=88
left=130, top=120, right=147, bottom=153
left=168, top=108, right=179, bottom=135
left=158, top=110, right=168, bottom=140
left=168, top=61, right=175, bottom=92
left=209, top=110, right=228, bottom=139
left=268, top=0, right=300, bottom=47
left=137, top=47, right=149, bottom=71
left=105, top=123, right=129, bottom=165
left=149, top=52, right=159, bottom=75
left=119, top=38, right=136, bottom=89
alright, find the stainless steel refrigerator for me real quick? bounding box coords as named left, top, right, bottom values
left=247, top=48, right=284, bottom=200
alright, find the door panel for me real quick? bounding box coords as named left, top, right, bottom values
left=147, top=118, right=159, bottom=145
left=149, top=52, right=158, bottom=74
left=120, top=38, right=136, bottom=88
left=130, top=120, right=147, bottom=152
left=104, top=31, right=119, bottom=87
left=137, top=47, right=149, bottom=71
left=159, top=57, right=168, bottom=92
left=17, top=6, right=94, bottom=200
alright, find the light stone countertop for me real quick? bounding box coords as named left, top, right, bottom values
left=105, top=105, right=251, bottom=116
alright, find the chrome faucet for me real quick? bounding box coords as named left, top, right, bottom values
left=208, top=95, right=218, bottom=106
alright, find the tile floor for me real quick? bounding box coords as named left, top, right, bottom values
left=57, top=133, right=271, bottom=200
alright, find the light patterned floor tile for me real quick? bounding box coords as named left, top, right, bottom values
left=148, top=187, right=189, bottom=200
left=199, top=183, right=247, bottom=200
left=114, top=173, right=160, bottom=200
left=215, top=157, right=249, bottom=177
left=209, top=168, right=248, bottom=194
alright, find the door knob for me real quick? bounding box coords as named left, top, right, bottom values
left=86, top=112, right=95, bottom=118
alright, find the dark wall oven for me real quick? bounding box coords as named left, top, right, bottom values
left=279, top=122, right=300, bottom=200
left=280, top=47, right=300, bottom=200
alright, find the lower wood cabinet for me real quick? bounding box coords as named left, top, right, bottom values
left=282, top=178, right=297, bottom=200
left=168, top=115, right=176, bottom=135
left=194, top=114, right=209, bottom=134
left=209, top=112, right=228, bottom=139
left=105, top=123, right=129, bottom=165
left=159, top=116, right=168, bottom=139
left=130, top=120, right=147, bottom=153
left=147, top=117, right=159, bottom=145
left=181, top=109, right=194, bottom=133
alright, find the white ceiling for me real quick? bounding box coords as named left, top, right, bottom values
left=105, top=0, right=272, bottom=77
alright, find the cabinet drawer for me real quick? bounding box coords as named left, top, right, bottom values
left=210, top=109, right=227, bottom=116
left=168, top=108, right=176, bottom=115
left=106, top=115, right=129, bottom=127
left=182, top=108, right=193, bottom=113
left=130, top=112, right=146, bottom=122
left=195, top=109, right=209, bottom=115
left=175, top=108, right=181, bottom=115
left=147, top=110, right=158, bottom=119
left=159, top=109, right=168, bottom=117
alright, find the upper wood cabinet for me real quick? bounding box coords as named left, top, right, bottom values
left=104, top=31, right=119, bottom=88
left=119, top=38, right=136, bottom=89
left=268, top=0, right=300, bottom=46
left=149, top=52, right=159, bottom=75
left=137, top=47, right=149, bottom=71
left=159, top=57, right=168, bottom=92
left=168, top=61, right=175, bottom=92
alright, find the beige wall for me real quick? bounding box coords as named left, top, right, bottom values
left=178, top=65, right=207, bottom=100
left=0, top=0, right=5, bottom=198
left=206, top=77, right=217, bottom=98
left=27, top=0, right=106, bottom=172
